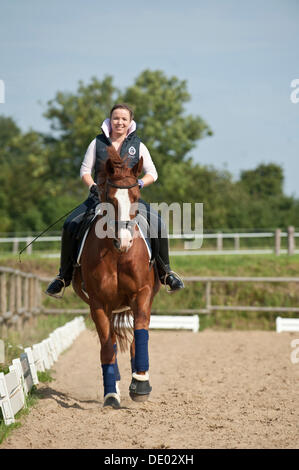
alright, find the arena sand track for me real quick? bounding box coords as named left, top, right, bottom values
left=1, top=328, right=298, bottom=449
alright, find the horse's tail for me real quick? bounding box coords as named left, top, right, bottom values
left=112, top=310, right=134, bottom=353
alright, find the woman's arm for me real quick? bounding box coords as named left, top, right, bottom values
left=80, top=139, right=96, bottom=188
left=82, top=173, right=95, bottom=189
left=139, top=174, right=155, bottom=187
left=139, top=142, right=158, bottom=187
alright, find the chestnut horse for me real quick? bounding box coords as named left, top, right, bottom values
left=73, top=146, right=160, bottom=408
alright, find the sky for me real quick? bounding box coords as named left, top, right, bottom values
left=1, top=0, right=298, bottom=196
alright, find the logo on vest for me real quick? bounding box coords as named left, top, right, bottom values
left=128, top=146, right=136, bottom=157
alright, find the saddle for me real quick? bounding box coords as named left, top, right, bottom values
left=74, top=205, right=158, bottom=267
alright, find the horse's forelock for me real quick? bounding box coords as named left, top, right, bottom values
left=107, top=145, right=122, bottom=162
left=106, top=146, right=132, bottom=178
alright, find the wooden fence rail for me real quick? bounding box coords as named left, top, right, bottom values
left=1, top=267, right=299, bottom=331
left=0, top=267, right=42, bottom=333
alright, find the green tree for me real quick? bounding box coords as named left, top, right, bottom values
left=240, top=163, right=284, bottom=198
left=121, top=69, right=212, bottom=172
left=43, top=75, right=119, bottom=181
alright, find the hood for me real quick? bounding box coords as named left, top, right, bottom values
left=101, top=118, right=137, bottom=139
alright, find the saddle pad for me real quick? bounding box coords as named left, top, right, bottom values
left=76, top=209, right=151, bottom=266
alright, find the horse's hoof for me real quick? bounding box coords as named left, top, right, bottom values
left=129, top=391, right=150, bottom=402
left=103, top=394, right=121, bottom=409
left=129, top=376, right=152, bottom=402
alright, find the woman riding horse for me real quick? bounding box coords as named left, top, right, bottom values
left=46, top=103, right=184, bottom=297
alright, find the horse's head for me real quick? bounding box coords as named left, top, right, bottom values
left=103, top=146, right=143, bottom=253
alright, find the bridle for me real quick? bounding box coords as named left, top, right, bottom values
left=106, top=179, right=139, bottom=190
left=105, top=178, right=140, bottom=248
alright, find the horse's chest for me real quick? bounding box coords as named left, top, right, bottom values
left=97, top=268, right=135, bottom=294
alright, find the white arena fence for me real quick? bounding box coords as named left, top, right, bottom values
left=0, top=316, right=85, bottom=426
left=276, top=317, right=299, bottom=333
left=150, top=315, right=199, bottom=333
left=112, top=314, right=199, bottom=333
left=1, top=227, right=298, bottom=256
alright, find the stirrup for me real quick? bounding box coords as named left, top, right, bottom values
left=163, top=271, right=184, bottom=294
left=55, top=278, right=66, bottom=299
left=46, top=276, right=66, bottom=299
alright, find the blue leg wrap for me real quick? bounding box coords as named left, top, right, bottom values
left=134, top=329, right=149, bottom=372
left=102, top=364, right=116, bottom=396
left=131, top=356, right=136, bottom=373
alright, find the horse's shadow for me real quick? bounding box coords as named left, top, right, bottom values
left=35, top=385, right=130, bottom=410
left=35, top=386, right=100, bottom=410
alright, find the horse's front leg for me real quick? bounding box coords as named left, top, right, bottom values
left=90, top=305, right=121, bottom=409
left=129, top=286, right=153, bottom=402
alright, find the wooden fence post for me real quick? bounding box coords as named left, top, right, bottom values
left=0, top=273, right=8, bottom=337
left=23, top=277, right=28, bottom=313
left=217, top=233, right=223, bottom=251
left=288, top=226, right=295, bottom=255
left=205, top=281, right=212, bottom=312
left=15, top=274, right=22, bottom=330
left=9, top=274, right=15, bottom=327
left=28, top=277, right=34, bottom=315
left=234, top=235, right=240, bottom=250
left=36, top=278, right=42, bottom=313
left=26, top=237, right=32, bottom=255
left=275, top=229, right=281, bottom=256
left=12, top=239, right=19, bottom=254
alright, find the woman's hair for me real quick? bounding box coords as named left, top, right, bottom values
left=110, top=103, right=134, bottom=120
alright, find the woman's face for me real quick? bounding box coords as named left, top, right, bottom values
left=110, top=108, right=132, bottom=137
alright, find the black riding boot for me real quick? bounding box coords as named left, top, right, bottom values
left=156, top=236, right=184, bottom=292
left=138, top=198, right=184, bottom=292
left=45, top=228, right=75, bottom=297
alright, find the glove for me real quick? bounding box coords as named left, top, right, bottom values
left=89, top=184, right=99, bottom=197
left=89, top=184, right=100, bottom=204
left=138, top=179, right=144, bottom=189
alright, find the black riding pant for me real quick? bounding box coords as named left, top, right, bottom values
left=59, top=197, right=170, bottom=283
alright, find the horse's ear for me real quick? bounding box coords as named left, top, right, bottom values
left=105, top=158, right=115, bottom=175
left=132, top=157, right=143, bottom=177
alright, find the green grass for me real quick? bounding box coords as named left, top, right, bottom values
left=171, top=253, right=299, bottom=276
left=37, top=370, right=54, bottom=383
left=0, top=313, right=79, bottom=372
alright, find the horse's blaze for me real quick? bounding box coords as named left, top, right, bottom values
left=115, top=188, right=133, bottom=251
